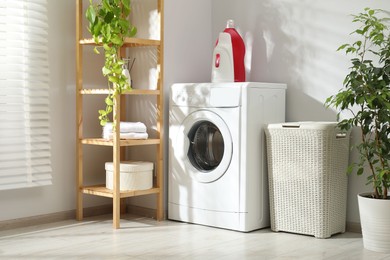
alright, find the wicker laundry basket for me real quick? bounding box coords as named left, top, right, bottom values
left=265, top=122, right=350, bottom=238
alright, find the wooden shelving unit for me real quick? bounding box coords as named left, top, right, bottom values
left=75, top=0, right=164, bottom=229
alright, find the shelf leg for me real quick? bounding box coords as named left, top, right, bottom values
left=156, top=0, right=165, bottom=221
left=156, top=159, right=164, bottom=221
left=75, top=0, right=83, bottom=222
left=76, top=187, right=83, bottom=221
left=113, top=198, right=120, bottom=229
left=113, top=93, right=121, bottom=229
left=76, top=140, right=83, bottom=221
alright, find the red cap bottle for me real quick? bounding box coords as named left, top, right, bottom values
left=212, top=20, right=245, bottom=83
left=223, top=20, right=245, bottom=82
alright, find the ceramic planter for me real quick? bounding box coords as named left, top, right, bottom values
left=358, top=193, right=390, bottom=253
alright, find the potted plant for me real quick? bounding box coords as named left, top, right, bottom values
left=86, top=0, right=137, bottom=126
left=325, top=8, right=390, bottom=252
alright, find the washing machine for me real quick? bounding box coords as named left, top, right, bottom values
left=168, top=82, right=286, bottom=232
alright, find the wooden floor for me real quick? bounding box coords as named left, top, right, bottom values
left=1, top=214, right=390, bottom=259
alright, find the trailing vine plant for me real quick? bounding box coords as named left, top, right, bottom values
left=86, top=0, right=137, bottom=126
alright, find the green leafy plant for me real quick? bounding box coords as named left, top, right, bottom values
left=326, top=8, right=390, bottom=199
left=86, top=0, right=137, bottom=126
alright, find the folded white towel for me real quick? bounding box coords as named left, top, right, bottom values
left=103, top=132, right=149, bottom=140
left=103, top=122, right=147, bottom=134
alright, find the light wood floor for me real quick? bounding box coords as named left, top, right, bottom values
left=1, top=214, right=389, bottom=259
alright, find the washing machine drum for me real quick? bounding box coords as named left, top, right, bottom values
left=189, top=122, right=224, bottom=171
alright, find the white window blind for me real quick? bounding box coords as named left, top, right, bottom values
left=0, top=0, right=52, bottom=190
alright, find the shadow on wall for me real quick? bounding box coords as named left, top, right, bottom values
left=244, top=0, right=366, bottom=224
left=211, top=0, right=390, bottom=225
left=244, top=1, right=293, bottom=85
left=244, top=0, right=349, bottom=122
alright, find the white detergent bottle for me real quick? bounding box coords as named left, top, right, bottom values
left=211, top=31, right=234, bottom=83
left=212, top=19, right=245, bottom=83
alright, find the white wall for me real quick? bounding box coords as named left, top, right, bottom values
left=164, top=0, right=213, bottom=85
left=0, top=0, right=212, bottom=222
left=0, top=0, right=112, bottom=222
left=0, top=0, right=76, bottom=221
left=128, top=0, right=212, bottom=209
left=2, top=0, right=388, bottom=226
left=211, top=0, right=390, bottom=223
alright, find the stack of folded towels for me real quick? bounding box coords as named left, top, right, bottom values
left=102, top=122, right=148, bottom=140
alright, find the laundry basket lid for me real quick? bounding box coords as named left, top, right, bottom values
left=268, top=121, right=338, bottom=130
left=105, top=161, right=154, bottom=172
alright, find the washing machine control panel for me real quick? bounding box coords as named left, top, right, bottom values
left=171, top=83, right=242, bottom=108
left=171, top=83, right=210, bottom=107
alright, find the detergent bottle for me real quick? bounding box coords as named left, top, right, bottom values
left=211, top=20, right=245, bottom=83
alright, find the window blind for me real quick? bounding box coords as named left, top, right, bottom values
left=0, top=0, right=52, bottom=190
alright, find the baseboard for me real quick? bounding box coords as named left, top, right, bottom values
left=346, top=221, right=362, bottom=234
left=0, top=204, right=166, bottom=231
left=0, top=204, right=112, bottom=231
left=0, top=206, right=359, bottom=234
left=126, top=204, right=159, bottom=219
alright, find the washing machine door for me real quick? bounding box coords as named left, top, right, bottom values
left=176, top=110, right=232, bottom=183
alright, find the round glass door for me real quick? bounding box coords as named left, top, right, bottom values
left=176, top=110, right=233, bottom=183
left=188, top=121, right=224, bottom=172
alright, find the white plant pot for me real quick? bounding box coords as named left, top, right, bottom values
left=358, top=193, right=390, bottom=253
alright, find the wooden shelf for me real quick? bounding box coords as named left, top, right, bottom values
left=76, top=0, right=164, bottom=229
left=81, top=138, right=160, bottom=146
left=82, top=185, right=160, bottom=198
left=80, top=37, right=160, bottom=47
left=80, top=89, right=160, bottom=95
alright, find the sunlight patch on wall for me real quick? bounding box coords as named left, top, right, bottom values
left=273, top=0, right=352, bottom=106
left=131, top=0, right=159, bottom=40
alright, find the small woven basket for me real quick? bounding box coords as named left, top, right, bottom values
left=265, top=122, right=350, bottom=238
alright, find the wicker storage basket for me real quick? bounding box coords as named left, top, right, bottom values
left=265, top=122, right=350, bottom=238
